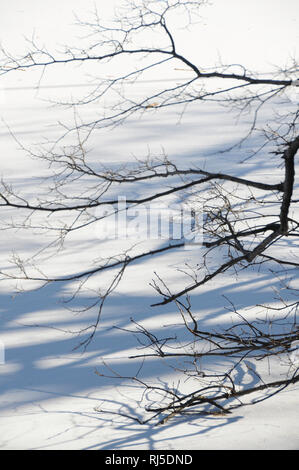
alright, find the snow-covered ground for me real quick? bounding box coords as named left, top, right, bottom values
left=0, top=0, right=298, bottom=450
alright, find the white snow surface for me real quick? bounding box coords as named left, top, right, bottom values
left=0, top=0, right=298, bottom=450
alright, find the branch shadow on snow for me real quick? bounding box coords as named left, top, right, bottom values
left=0, top=97, right=297, bottom=448
left=0, top=258, right=296, bottom=449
